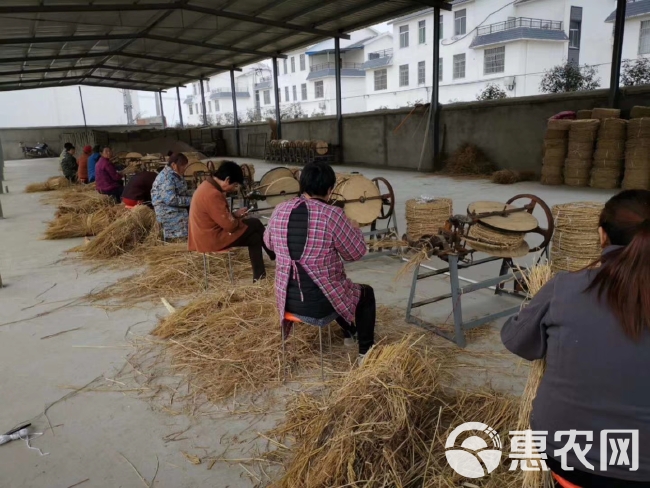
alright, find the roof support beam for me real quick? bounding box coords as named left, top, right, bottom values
left=0, top=81, right=164, bottom=92
left=0, top=75, right=165, bottom=88
left=142, top=34, right=285, bottom=58
left=408, top=1, right=452, bottom=10
left=0, top=64, right=192, bottom=81
left=0, top=2, right=350, bottom=39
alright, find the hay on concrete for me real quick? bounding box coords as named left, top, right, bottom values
left=54, top=192, right=115, bottom=216
left=491, top=170, right=536, bottom=184
left=444, top=143, right=496, bottom=175
left=44, top=205, right=128, bottom=240
left=269, top=337, right=520, bottom=488
left=25, top=176, right=71, bottom=193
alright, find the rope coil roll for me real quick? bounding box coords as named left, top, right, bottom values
left=405, top=198, right=453, bottom=241
left=551, top=202, right=603, bottom=273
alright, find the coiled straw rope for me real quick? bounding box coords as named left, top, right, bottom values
left=405, top=198, right=453, bottom=241
left=550, top=202, right=603, bottom=273
left=467, top=223, right=525, bottom=250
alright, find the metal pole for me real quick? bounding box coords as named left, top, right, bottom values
left=200, top=77, right=208, bottom=126
left=272, top=57, right=282, bottom=139
left=334, top=37, right=343, bottom=163
left=78, top=86, right=87, bottom=127
left=609, top=0, right=627, bottom=108
left=159, top=91, right=166, bottom=128
left=176, top=86, right=184, bottom=128
left=430, top=7, right=441, bottom=170
left=230, top=68, right=241, bottom=157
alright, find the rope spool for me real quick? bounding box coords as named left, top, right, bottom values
left=540, top=174, right=563, bottom=186
left=592, top=108, right=621, bottom=120
left=551, top=202, right=603, bottom=273
left=331, top=175, right=382, bottom=226
left=279, top=140, right=291, bottom=148
left=622, top=169, right=650, bottom=190
left=264, top=177, right=300, bottom=206
left=466, top=222, right=529, bottom=257
left=594, top=140, right=625, bottom=160
left=576, top=110, right=593, bottom=120
left=541, top=165, right=563, bottom=176
left=564, top=177, right=589, bottom=187
left=543, top=139, right=568, bottom=159
left=547, top=119, right=572, bottom=131
left=597, top=118, right=627, bottom=140
left=184, top=162, right=209, bottom=177
left=240, top=163, right=255, bottom=183
left=630, top=106, right=650, bottom=119
left=259, top=167, right=295, bottom=189
left=405, top=198, right=453, bottom=241
left=313, top=140, right=329, bottom=155
left=627, top=118, right=650, bottom=139
left=592, top=159, right=623, bottom=170
left=544, top=129, right=567, bottom=140
left=567, top=142, right=595, bottom=159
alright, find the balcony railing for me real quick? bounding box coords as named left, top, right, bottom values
left=256, top=76, right=271, bottom=84
left=310, top=62, right=364, bottom=72
left=367, top=48, right=393, bottom=60
left=476, top=17, right=563, bottom=36
left=213, top=86, right=248, bottom=94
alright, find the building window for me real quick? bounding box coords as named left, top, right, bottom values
left=640, top=20, right=650, bottom=54
left=454, top=9, right=466, bottom=36
left=263, top=90, right=270, bottom=104
left=570, top=20, right=581, bottom=49
left=399, top=25, right=409, bottom=48
left=300, top=54, right=306, bottom=71
left=440, top=15, right=444, bottom=40
left=195, top=104, right=199, bottom=114
left=291, top=57, right=296, bottom=73
left=439, top=58, right=443, bottom=81
left=453, top=53, right=465, bottom=79
left=419, top=20, right=426, bottom=44
left=285, top=86, right=289, bottom=102
left=283, top=59, right=287, bottom=74
left=484, top=46, right=505, bottom=74
left=374, top=69, right=387, bottom=90
left=189, top=104, right=193, bottom=115
left=205, top=79, right=211, bottom=92
left=208, top=101, right=212, bottom=113
left=301, top=83, right=307, bottom=100
left=315, top=80, right=324, bottom=98
left=418, top=61, right=425, bottom=85
left=291, top=85, right=296, bottom=101
left=399, top=64, right=409, bottom=87
left=192, top=83, right=197, bottom=95
left=215, top=100, right=220, bottom=112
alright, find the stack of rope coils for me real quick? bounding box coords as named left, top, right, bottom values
left=550, top=202, right=603, bottom=274
left=541, top=119, right=571, bottom=186
left=564, top=120, right=600, bottom=187
left=623, top=118, right=650, bottom=190
left=405, top=198, right=453, bottom=241
left=590, top=118, right=627, bottom=189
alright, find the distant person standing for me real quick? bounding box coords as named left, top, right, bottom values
left=87, top=145, right=101, bottom=183
left=59, top=142, right=73, bottom=164
left=77, top=145, right=92, bottom=184
left=60, top=145, right=78, bottom=183
left=95, top=146, right=123, bottom=203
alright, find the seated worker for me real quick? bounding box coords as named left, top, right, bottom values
left=188, top=161, right=274, bottom=281
left=501, top=189, right=650, bottom=487
left=87, top=145, right=101, bottom=183
left=152, top=153, right=192, bottom=241
left=77, top=145, right=91, bottom=184
left=95, top=146, right=123, bottom=203
left=60, top=145, right=78, bottom=182
left=264, top=162, right=375, bottom=361
left=59, top=142, right=73, bottom=165
left=121, top=170, right=158, bottom=208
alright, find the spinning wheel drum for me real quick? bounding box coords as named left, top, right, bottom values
left=259, top=167, right=295, bottom=189
left=264, top=177, right=300, bottom=206
left=331, top=175, right=383, bottom=227
left=184, top=162, right=209, bottom=178
left=506, top=194, right=555, bottom=253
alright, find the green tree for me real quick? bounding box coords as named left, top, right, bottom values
left=476, top=83, right=508, bottom=101
left=621, top=57, right=650, bottom=86
left=540, top=63, right=600, bottom=93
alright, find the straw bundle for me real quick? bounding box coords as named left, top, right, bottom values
left=591, top=168, right=622, bottom=189
left=576, top=110, right=593, bottom=120
left=55, top=192, right=114, bottom=216
left=540, top=174, right=563, bottom=186
left=562, top=121, right=599, bottom=187
left=541, top=120, right=570, bottom=185
left=44, top=205, right=128, bottom=240
left=592, top=159, right=623, bottom=170
left=405, top=198, right=453, bottom=241
left=624, top=119, right=650, bottom=189
left=444, top=143, right=496, bottom=175
left=568, top=119, right=600, bottom=140
left=270, top=337, right=520, bottom=488
left=546, top=119, right=572, bottom=131
left=598, top=118, right=627, bottom=140
left=25, top=176, right=71, bottom=193
left=628, top=118, right=650, bottom=139
left=491, top=170, right=519, bottom=184
left=622, top=169, right=650, bottom=190
left=589, top=119, right=627, bottom=189
left=467, top=222, right=525, bottom=250
left=551, top=202, right=603, bottom=273
left=544, top=129, right=566, bottom=140
left=592, top=108, right=621, bottom=120
left=630, top=106, right=650, bottom=119
left=516, top=264, right=555, bottom=488
left=77, top=206, right=159, bottom=260
left=543, top=139, right=567, bottom=159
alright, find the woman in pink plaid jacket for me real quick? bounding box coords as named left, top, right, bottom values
left=264, top=162, right=376, bottom=359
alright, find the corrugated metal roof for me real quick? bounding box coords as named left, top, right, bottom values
left=305, top=35, right=376, bottom=55
left=0, top=0, right=451, bottom=92
left=306, top=68, right=365, bottom=80
left=469, top=27, right=569, bottom=48
left=605, top=0, right=650, bottom=23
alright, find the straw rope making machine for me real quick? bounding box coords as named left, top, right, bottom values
left=405, top=194, right=554, bottom=347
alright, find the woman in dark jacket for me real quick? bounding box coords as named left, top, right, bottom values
left=60, top=145, right=78, bottom=182
left=501, top=190, right=650, bottom=487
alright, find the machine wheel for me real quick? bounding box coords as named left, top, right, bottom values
left=506, top=194, right=554, bottom=253
left=372, top=177, right=395, bottom=221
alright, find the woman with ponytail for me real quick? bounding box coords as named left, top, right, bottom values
left=502, top=190, right=650, bottom=487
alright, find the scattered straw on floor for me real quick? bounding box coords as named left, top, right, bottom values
left=44, top=205, right=128, bottom=240
left=25, top=176, right=70, bottom=193
left=491, top=170, right=537, bottom=185
left=268, top=337, right=521, bottom=488
left=444, top=143, right=496, bottom=175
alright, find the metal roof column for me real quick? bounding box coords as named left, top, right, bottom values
left=609, top=0, right=627, bottom=108
left=159, top=91, right=166, bottom=128
left=78, top=86, right=87, bottom=127
left=200, top=78, right=208, bottom=126
left=230, top=68, right=241, bottom=157
left=430, top=6, right=441, bottom=170
left=176, top=86, right=184, bottom=128
left=273, top=56, right=282, bottom=139
left=334, top=37, right=343, bottom=163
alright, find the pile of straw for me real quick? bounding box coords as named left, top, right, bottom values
left=623, top=118, right=650, bottom=190
left=576, top=110, right=592, bottom=120
left=405, top=197, right=453, bottom=241
left=76, top=206, right=159, bottom=260
left=444, top=143, right=496, bottom=175
left=270, top=337, right=520, bottom=488
left=541, top=119, right=571, bottom=186
left=551, top=202, right=603, bottom=273
left=55, top=192, right=114, bottom=216
left=44, top=205, right=127, bottom=240
left=591, top=118, right=627, bottom=189
left=564, top=120, right=599, bottom=187
left=491, top=170, right=536, bottom=184
left=630, top=106, right=650, bottom=119
left=25, top=176, right=71, bottom=193
left=592, top=107, right=621, bottom=120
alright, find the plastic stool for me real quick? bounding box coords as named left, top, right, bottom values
left=202, top=249, right=234, bottom=290
left=282, top=312, right=332, bottom=382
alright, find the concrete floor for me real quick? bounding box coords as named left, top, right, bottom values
left=0, top=157, right=617, bottom=487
